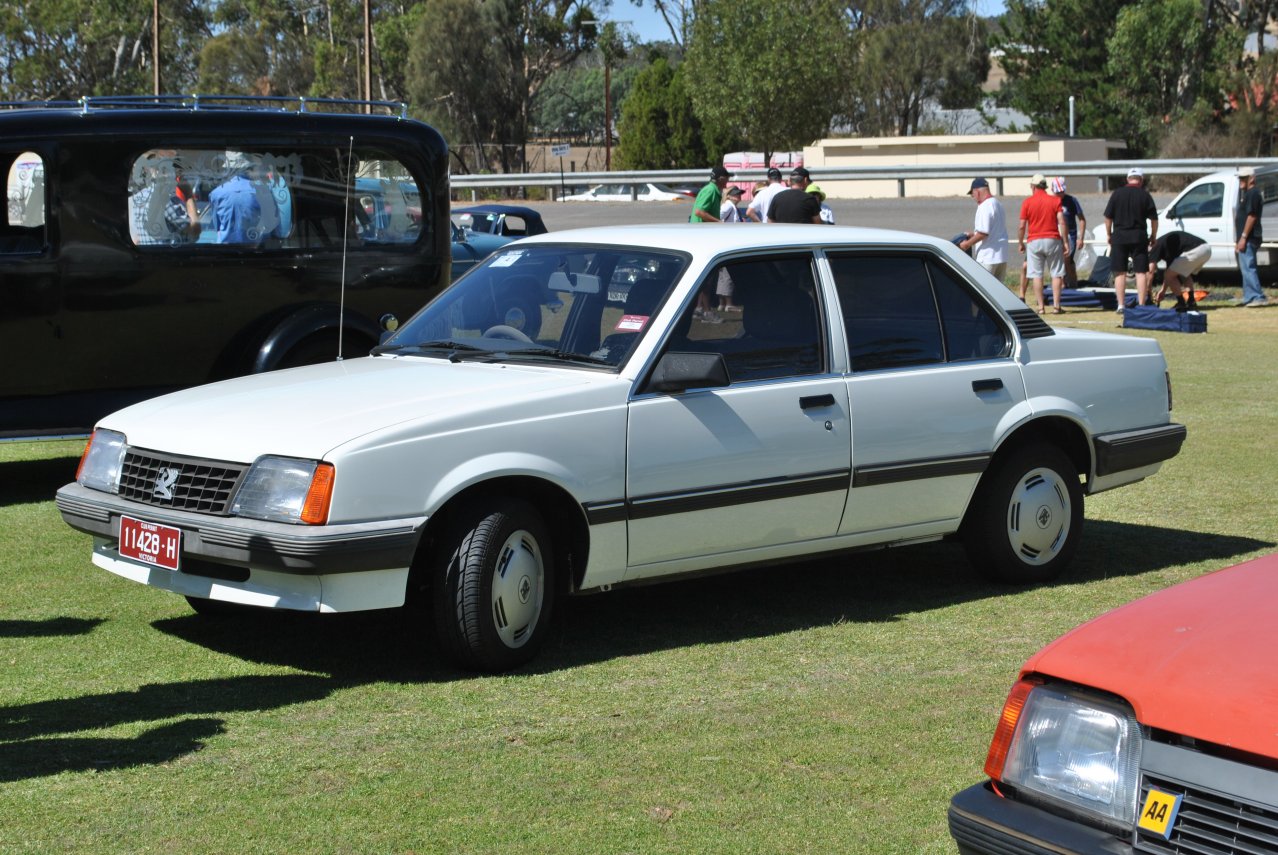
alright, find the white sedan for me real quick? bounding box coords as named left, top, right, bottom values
left=58, top=225, right=1185, bottom=671
left=561, top=182, right=694, bottom=202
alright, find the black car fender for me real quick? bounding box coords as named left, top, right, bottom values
left=251, top=302, right=381, bottom=373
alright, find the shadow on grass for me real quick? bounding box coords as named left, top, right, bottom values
left=0, top=719, right=225, bottom=783
left=1, top=521, right=1266, bottom=784
left=0, top=456, right=79, bottom=506
left=0, top=617, right=105, bottom=638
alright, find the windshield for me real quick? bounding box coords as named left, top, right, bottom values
left=379, top=244, right=689, bottom=368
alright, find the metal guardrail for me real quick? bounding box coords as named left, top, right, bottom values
left=452, top=158, right=1278, bottom=199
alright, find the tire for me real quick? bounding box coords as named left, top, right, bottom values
left=431, top=499, right=555, bottom=671
left=963, top=442, right=1083, bottom=584
left=276, top=331, right=371, bottom=370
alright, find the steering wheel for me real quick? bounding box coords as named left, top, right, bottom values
left=483, top=324, right=534, bottom=343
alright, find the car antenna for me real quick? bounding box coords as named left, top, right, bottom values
left=337, top=134, right=354, bottom=361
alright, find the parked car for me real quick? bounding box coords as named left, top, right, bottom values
left=949, top=552, right=1278, bottom=855
left=453, top=204, right=547, bottom=237
left=0, top=95, right=450, bottom=441
left=58, top=225, right=1185, bottom=672
left=561, top=183, right=694, bottom=202
left=1091, top=166, right=1278, bottom=281
left=449, top=220, right=514, bottom=281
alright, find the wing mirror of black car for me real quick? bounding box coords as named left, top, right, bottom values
left=379, top=313, right=399, bottom=343
left=642, top=352, right=730, bottom=395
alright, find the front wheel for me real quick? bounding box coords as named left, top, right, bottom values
left=963, top=442, right=1083, bottom=584
left=431, top=499, right=555, bottom=671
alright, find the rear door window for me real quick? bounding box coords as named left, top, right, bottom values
left=831, top=253, right=1009, bottom=371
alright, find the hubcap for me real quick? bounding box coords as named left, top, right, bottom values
left=490, top=530, right=544, bottom=649
left=1006, top=467, right=1071, bottom=565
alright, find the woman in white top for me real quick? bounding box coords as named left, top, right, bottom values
left=719, top=185, right=744, bottom=222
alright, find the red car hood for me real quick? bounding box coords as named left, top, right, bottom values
left=1023, top=553, right=1278, bottom=759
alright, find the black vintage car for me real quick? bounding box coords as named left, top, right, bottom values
left=1, top=95, right=451, bottom=440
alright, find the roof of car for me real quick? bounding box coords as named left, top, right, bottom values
left=515, top=223, right=953, bottom=254
left=454, top=204, right=542, bottom=218
left=0, top=96, right=443, bottom=147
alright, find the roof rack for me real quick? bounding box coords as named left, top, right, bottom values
left=0, top=94, right=410, bottom=119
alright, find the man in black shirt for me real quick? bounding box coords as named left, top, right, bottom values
left=1235, top=166, right=1267, bottom=307
left=1103, top=167, right=1158, bottom=311
left=1150, top=231, right=1209, bottom=311
left=768, top=167, right=823, bottom=224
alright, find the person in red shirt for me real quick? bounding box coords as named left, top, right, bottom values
left=1017, top=173, right=1070, bottom=314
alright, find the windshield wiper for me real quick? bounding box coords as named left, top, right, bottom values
left=371, top=340, right=486, bottom=358
left=497, top=347, right=614, bottom=367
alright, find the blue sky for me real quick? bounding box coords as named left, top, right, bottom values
left=620, top=1, right=1008, bottom=44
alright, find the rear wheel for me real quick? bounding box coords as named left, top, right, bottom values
left=431, top=499, right=555, bottom=672
left=963, top=442, right=1083, bottom=584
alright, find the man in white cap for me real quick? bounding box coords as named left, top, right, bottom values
left=1235, top=166, right=1267, bottom=306
left=1103, top=167, right=1158, bottom=311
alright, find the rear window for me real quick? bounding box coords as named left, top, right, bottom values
left=128, top=148, right=421, bottom=249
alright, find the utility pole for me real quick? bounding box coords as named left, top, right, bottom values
left=153, top=0, right=161, bottom=95
left=363, top=0, right=373, bottom=112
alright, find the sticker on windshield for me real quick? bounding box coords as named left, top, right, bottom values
left=490, top=251, right=524, bottom=268
left=615, top=314, right=649, bottom=332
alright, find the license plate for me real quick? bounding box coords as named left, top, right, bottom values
left=1137, top=788, right=1183, bottom=840
left=119, top=516, right=181, bottom=571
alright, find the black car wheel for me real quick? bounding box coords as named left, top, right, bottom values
left=432, top=498, right=554, bottom=671
left=963, top=442, right=1083, bottom=584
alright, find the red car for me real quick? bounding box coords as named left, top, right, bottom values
left=950, top=553, right=1278, bottom=854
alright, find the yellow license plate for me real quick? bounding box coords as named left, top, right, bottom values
left=1137, top=788, right=1183, bottom=839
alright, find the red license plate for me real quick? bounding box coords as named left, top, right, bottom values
left=119, top=516, right=181, bottom=571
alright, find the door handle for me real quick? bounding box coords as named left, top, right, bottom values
left=800, top=393, right=836, bottom=410
left=972, top=378, right=1003, bottom=393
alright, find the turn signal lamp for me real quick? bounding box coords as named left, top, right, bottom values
left=300, top=463, right=335, bottom=525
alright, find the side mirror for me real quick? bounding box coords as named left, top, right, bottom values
left=642, top=352, right=730, bottom=395
left=378, top=313, right=399, bottom=344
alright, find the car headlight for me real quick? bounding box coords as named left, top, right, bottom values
left=77, top=429, right=128, bottom=493
left=985, top=679, right=1141, bottom=830
left=232, top=456, right=334, bottom=525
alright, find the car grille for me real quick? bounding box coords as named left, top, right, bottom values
left=117, top=449, right=248, bottom=515
left=1133, top=772, right=1278, bottom=855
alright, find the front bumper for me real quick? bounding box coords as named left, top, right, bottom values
left=56, top=482, right=426, bottom=612
left=948, top=783, right=1131, bottom=855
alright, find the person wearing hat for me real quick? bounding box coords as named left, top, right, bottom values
left=768, top=167, right=823, bottom=224
left=959, top=177, right=1008, bottom=280
left=720, top=185, right=744, bottom=223
left=1050, top=177, right=1087, bottom=287
left=1235, top=166, right=1267, bottom=306
left=1017, top=173, right=1069, bottom=314
left=689, top=165, right=732, bottom=223
left=1103, top=167, right=1158, bottom=311
left=746, top=167, right=787, bottom=223
left=806, top=183, right=835, bottom=223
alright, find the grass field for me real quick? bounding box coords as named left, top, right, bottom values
left=2, top=298, right=1276, bottom=854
